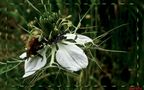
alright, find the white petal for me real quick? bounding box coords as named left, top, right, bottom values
left=64, top=33, right=92, bottom=45
left=19, top=52, right=27, bottom=59
left=62, top=41, right=76, bottom=45
left=56, top=44, right=88, bottom=71
left=64, top=33, right=76, bottom=40
left=75, top=34, right=92, bottom=45
left=23, top=48, right=47, bottom=78
left=37, top=47, right=47, bottom=56
left=23, top=71, right=35, bottom=78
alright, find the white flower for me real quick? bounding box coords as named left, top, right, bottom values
left=55, top=33, right=92, bottom=71
left=20, top=33, right=92, bottom=78
left=19, top=47, right=47, bottom=78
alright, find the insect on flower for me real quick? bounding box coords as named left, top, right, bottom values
left=26, top=36, right=43, bottom=57
left=20, top=28, right=48, bottom=78
left=21, top=28, right=47, bottom=59
left=19, top=10, right=93, bottom=78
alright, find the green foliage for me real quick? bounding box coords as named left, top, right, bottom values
left=0, top=0, right=144, bottom=90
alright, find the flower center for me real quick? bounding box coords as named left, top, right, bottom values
left=48, top=33, right=66, bottom=45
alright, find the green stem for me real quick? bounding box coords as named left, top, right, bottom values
left=49, top=46, right=56, bottom=66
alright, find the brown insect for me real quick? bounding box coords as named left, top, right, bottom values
left=21, top=29, right=45, bottom=59
left=26, top=36, right=43, bottom=58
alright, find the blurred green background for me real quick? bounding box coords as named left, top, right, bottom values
left=0, top=0, right=144, bottom=90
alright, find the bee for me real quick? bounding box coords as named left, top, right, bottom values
left=26, top=36, right=43, bottom=58
left=21, top=29, right=45, bottom=59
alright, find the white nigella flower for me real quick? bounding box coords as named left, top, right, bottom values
left=20, top=47, right=47, bottom=78
left=20, top=33, right=92, bottom=78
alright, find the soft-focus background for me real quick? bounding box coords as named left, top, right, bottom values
left=0, top=0, right=144, bottom=90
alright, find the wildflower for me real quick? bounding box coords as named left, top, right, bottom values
left=20, top=32, right=92, bottom=77
left=19, top=13, right=93, bottom=77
